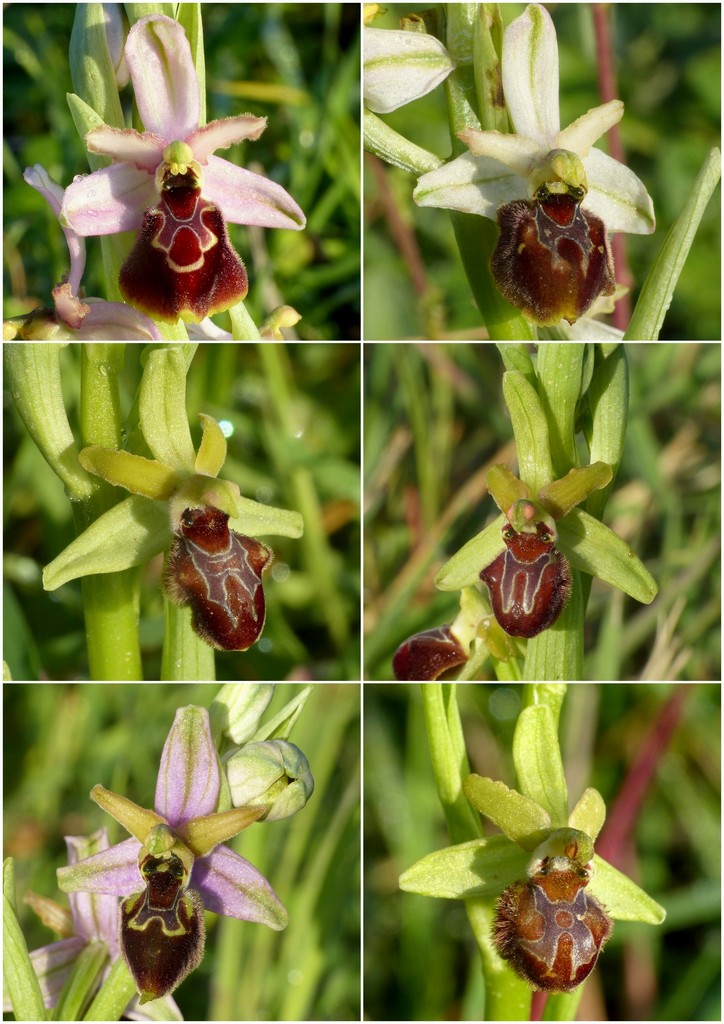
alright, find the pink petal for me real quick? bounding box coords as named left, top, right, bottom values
left=186, top=115, right=268, bottom=163
left=203, top=155, right=306, bottom=230
left=86, top=126, right=166, bottom=174
left=126, top=14, right=200, bottom=139
left=76, top=301, right=163, bottom=340
left=57, top=837, right=142, bottom=896
left=61, top=164, right=156, bottom=235
left=192, top=845, right=288, bottom=929
left=155, top=706, right=220, bottom=826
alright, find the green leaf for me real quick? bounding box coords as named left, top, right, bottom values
left=624, top=147, right=721, bottom=341
left=557, top=507, right=658, bottom=603
left=590, top=855, right=666, bottom=924
left=399, top=835, right=528, bottom=899
left=3, top=859, right=47, bottom=1021
left=4, top=343, right=94, bottom=500
left=463, top=775, right=551, bottom=849
left=512, top=705, right=568, bottom=826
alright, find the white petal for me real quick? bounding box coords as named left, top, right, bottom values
left=414, top=151, right=526, bottom=218
left=364, top=27, right=455, bottom=114
left=558, top=100, right=624, bottom=157
left=503, top=3, right=559, bottom=147
left=582, top=147, right=655, bottom=234
left=459, top=128, right=545, bottom=182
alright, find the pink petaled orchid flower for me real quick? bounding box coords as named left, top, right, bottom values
left=6, top=830, right=181, bottom=1020
left=60, top=14, right=306, bottom=324
left=57, top=705, right=287, bottom=1004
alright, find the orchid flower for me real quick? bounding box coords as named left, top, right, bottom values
left=58, top=706, right=289, bottom=1004
left=7, top=830, right=181, bottom=1020
left=60, top=14, right=305, bottom=325
left=413, top=4, right=655, bottom=325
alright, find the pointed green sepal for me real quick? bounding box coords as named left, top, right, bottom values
left=399, top=835, right=529, bottom=899
left=590, top=855, right=666, bottom=924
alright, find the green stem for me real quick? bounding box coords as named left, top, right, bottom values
left=421, top=683, right=530, bottom=1019
left=161, top=600, right=215, bottom=681
left=78, top=345, right=143, bottom=680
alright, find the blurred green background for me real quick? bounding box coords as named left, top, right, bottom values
left=4, top=682, right=360, bottom=1021
left=364, top=3, right=721, bottom=340
left=4, top=3, right=360, bottom=340
left=4, top=343, right=360, bottom=681
left=364, top=343, right=720, bottom=680
left=364, top=682, right=720, bottom=1021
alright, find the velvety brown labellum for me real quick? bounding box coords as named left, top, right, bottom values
left=490, top=191, right=615, bottom=325
left=119, top=174, right=248, bottom=323
left=392, top=625, right=468, bottom=680
left=164, top=506, right=272, bottom=651
left=120, top=851, right=205, bottom=1003
left=493, top=860, right=612, bottom=992
left=480, top=521, right=570, bottom=638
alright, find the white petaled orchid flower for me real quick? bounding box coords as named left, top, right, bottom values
left=364, top=27, right=455, bottom=114
left=414, top=4, right=655, bottom=326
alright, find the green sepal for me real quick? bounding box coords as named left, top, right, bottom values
left=557, top=507, right=658, bottom=603
left=434, top=513, right=506, bottom=591
left=589, top=855, right=666, bottom=924
left=463, top=774, right=551, bottom=849
left=512, top=705, right=569, bottom=827
left=42, top=494, right=170, bottom=591
left=399, top=834, right=529, bottom=899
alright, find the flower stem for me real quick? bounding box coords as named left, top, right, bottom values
left=421, top=683, right=530, bottom=1018
left=78, top=346, right=143, bottom=680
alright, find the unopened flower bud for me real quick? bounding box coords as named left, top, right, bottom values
left=226, top=741, right=314, bottom=820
